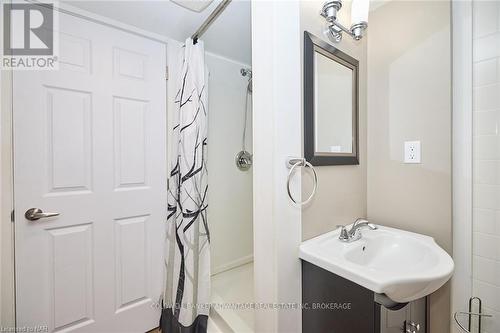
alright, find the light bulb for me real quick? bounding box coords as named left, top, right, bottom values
left=351, top=0, right=369, bottom=25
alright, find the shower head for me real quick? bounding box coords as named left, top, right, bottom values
left=240, top=68, right=252, bottom=79
left=241, top=68, right=252, bottom=93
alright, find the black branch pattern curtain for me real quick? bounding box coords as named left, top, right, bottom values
left=161, top=38, right=210, bottom=333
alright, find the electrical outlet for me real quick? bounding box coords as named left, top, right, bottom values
left=404, top=141, right=421, bottom=164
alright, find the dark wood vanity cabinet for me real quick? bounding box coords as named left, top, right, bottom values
left=302, top=261, right=427, bottom=333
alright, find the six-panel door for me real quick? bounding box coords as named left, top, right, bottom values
left=13, top=10, right=167, bottom=332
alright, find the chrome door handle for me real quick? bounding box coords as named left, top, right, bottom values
left=25, top=208, right=60, bottom=221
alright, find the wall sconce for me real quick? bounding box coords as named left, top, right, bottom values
left=321, top=0, right=369, bottom=42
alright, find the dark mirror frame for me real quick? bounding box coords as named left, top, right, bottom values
left=304, top=31, right=359, bottom=166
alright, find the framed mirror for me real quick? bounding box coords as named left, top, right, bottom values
left=304, top=31, right=359, bottom=166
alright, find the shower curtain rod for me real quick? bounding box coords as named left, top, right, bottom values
left=191, top=0, right=232, bottom=44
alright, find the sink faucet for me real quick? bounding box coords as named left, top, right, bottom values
left=337, top=218, right=378, bottom=242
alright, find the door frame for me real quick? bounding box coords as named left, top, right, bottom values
left=451, top=0, right=473, bottom=331
left=2, top=2, right=175, bottom=327
left=1, top=34, right=15, bottom=330
left=251, top=1, right=303, bottom=332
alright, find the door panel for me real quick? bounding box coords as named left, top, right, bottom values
left=50, top=224, right=94, bottom=330
left=114, top=215, right=149, bottom=311
left=14, top=10, right=166, bottom=333
left=113, top=97, right=148, bottom=189
left=46, top=86, right=92, bottom=193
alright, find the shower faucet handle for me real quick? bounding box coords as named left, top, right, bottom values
left=235, top=150, right=252, bottom=171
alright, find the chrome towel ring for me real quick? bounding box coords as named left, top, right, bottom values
left=286, top=157, right=318, bottom=206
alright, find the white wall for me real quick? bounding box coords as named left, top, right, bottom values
left=300, top=0, right=368, bottom=241
left=367, top=2, right=452, bottom=332
left=470, top=1, right=500, bottom=331
left=205, top=53, right=254, bottom=275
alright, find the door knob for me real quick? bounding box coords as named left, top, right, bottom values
left=25, top=208, right=60, bottom=221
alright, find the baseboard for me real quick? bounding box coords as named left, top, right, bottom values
left=212, top=255, right=253, bottom=276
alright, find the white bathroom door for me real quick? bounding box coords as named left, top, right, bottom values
left=13, top=10, right=167, bottom=333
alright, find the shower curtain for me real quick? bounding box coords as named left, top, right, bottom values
left=161, top=38, right=210, bottom=333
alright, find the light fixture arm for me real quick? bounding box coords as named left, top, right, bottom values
left=321, top=0, right=368, bottom=42
left=329, top=20, right=353, bottom=38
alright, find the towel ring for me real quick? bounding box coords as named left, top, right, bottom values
left=286, top=157, right=318, bottom=205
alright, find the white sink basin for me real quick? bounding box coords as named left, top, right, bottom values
left=299, top=225, right=454, bottom=303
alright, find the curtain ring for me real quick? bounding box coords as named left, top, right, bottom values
left=286, top=158, right=318, bottom=206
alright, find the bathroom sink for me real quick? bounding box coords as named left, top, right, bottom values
left=299, top=225, right=454, bottom=303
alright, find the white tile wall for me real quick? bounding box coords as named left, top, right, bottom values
left=473, top=0, right=499, bottom=38
left=475, top=160, right=500, bottom=184
left=473, top=58, right=498, bottom=86
left=473, top=2, right=500, bottom=331
left=474, top=208, right=500, bottom=235
left=474, top=110, right=500, bottom=136
left=474, top=84, right=500, bottom=111
left=474, top=135, right=500, bottom=160
left=473, top=184, right=500, bottom=210
left=473, top=232, right=500, bottom=261
left=472, top=280, right=500, bottom=312
left=473, top=256, right=500, bottom=285
left=473, top=33, right=500, bottom=62
left=480, top=307, right=500, bottom=333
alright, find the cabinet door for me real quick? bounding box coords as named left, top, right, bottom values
left=380, top=304, right=409, bottom=333
left=379, top=298, right=427, bottom=333
left=406, top=298, right=427, bottom=333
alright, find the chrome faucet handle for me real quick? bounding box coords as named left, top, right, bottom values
left=353, top=218, right=369, bottom=226
left=336, top=225, right=349, bottom=241
left=338, top=220, right=377, bottom=242
left=348, top=219, right=377, bottom=238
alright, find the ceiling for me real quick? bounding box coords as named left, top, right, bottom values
left=67, top=0, right=252, bottom=64
left=65, top=0, right=389, bottom=65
